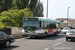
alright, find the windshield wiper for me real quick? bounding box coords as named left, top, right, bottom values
left=24, top=26, right=38, bottom=32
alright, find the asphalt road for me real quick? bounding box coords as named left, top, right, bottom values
left=0, top=34, right=75, bottom=50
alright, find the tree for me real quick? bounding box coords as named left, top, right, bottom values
left=0, top=0, right=13, bottom=12
left=14, top=0, right=38, bottom=11
left=15, top=0, right=29, bottom=9
left=0, top=0, right=44, bottom=17
left=32, top=1, right=44, bottom=17
left=0, top=20, right=5, bottom=29
left=0, top=0, right=3, bottom=12
left=29, top=0, right=38, bottom=11
left=14, top=0, right=43, bottom=17
left=0, top=8, right=32, bottom=28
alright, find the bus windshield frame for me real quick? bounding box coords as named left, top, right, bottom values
left=23, top=20, right=40, bottom=31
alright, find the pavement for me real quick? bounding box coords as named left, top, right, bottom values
left=9, top=34, right=24, bottom=39
left=0, top=34, right=75, bottom=50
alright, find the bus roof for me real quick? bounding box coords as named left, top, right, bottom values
left=23, top=17, right=60, bottom=23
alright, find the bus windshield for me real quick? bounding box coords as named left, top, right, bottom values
left=23, top=21, right=40, bottom=31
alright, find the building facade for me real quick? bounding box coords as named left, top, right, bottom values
left=56, top=18, right=75, bottom=28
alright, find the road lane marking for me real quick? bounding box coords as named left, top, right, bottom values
left=53, top=42, right=62, bottom=47
left=44, top=47, right=50, bottom=50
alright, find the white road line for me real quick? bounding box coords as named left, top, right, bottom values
left=44, top=47, right=50, bottom=50
left=53, top=42, right=62, bottom=47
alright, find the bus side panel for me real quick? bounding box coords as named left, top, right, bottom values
left=54, top=29, right=58, bottom=30
left=48, top=29, right=54, bottom=33
left=48, top=29, right=58, bottom=33
left=54, top=29, right=58, bottom=33
left=44, top=29, right=48, bottom=33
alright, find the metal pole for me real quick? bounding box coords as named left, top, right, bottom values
left=46, top=0, right=48, bottom=18
left=67, top=7, right=70, bottom=27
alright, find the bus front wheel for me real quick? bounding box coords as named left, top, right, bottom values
left=44, top=33, right=47, bottom=38
left=30, top=36, right=34, bottom=38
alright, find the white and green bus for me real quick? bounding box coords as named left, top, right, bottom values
left=22, top=17, right=61, bottom=38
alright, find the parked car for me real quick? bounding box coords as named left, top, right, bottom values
left=0, top=31, right=15, bottom=47
left=61, top=27, right=70, bottom=34
left=66, top=29, right=75, bottom=41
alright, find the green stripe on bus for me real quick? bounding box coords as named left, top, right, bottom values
left=38, top=19, right=60, bottom=23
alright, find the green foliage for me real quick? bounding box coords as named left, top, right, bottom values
left=0, top=22, right=5, bottom=29
left=32, top=1, right=44, bottom=17
left=10, top=7, right=19, bottom=10
left=0, top=8, right=32, bottom=28
left=0, top=17, right=5, bottom=29
left=0, top=0, right=13, bottom=12
left=0, top=0, right=44, bottom=17
left=29, top=0, right=38, bottom=11
left=15, top=0, right=29, bottom=9
left=28, top=0, right=44, bottom=17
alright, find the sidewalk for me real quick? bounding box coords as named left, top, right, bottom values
left=10, top=34, right=24, bottom=39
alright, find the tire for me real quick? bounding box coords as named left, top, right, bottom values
left=66, top=38, right=68, bottom=41
left=55, top=34, right=58, bottom=36
left=5, top=41, right=10, bottom=48
left=53, top=32, right=57, bottom=36
left=30, top=37, right=33, bottom=38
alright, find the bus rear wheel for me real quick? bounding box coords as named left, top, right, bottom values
left=55, top=34, right=58, bottom=36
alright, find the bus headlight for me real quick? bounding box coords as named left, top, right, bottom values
left=22, top=29, right=25, bottom=34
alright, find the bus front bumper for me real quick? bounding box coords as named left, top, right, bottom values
left=22, top=33, right=44, bottom=37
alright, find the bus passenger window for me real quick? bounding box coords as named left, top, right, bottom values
left=56, top=24, right=59, bottom=29
left=40, top=21, right=44, bottom=29
left=43, top=22, right=49, bottom=29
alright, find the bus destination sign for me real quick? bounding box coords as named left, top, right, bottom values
left=24, top=18, right=38, bottom=21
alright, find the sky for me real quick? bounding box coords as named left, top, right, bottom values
left=40, top=0, right=75, bottom=19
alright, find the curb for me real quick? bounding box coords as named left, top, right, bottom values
left=10, top=34, right=25, bottom=39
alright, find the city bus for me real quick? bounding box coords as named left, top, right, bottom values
left=22, top=17, right=61, bottom=38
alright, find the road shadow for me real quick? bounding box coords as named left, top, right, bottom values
left=0, top=45, right=19, bottom=50
left=25, top=34, right=65, bottom=40
left=68, top=40, right=75, bottom=42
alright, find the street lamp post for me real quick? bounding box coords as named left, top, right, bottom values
left=46, top=0, right=48, bottom=18
left=67, top=7, right=70, bottom=27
